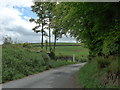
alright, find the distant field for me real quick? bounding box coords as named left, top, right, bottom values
left=31, top=43, right=89, bottom=61
left=31, top=42, right=82, bottom=47
left=55, top=46, right=89, bottom=61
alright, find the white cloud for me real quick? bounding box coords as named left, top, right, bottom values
left=56, top=35, right=76, bottom=43
left=0, top=0, right=39, bottom=44
left=0, top=0, right=76, bottom=44
left=0, top=0, right=34, bottom=7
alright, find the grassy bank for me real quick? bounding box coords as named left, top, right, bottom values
left=78, top=56, right=119, bottom=88
left=2, top=44, right=75, bottom=83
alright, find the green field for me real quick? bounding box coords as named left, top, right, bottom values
left=31, top=43, right=89, bottom=61
left=31, top=42, right=81, bottom=46
left=55, top=46, right=89, bottom=60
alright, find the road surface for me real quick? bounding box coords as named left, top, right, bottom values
left=2, top=63, right=86, bottom=88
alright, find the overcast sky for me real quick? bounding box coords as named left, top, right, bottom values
left=0, top=0, right=76, bottom=44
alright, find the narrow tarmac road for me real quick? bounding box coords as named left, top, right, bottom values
left=2, top=63, right=86, bottom=88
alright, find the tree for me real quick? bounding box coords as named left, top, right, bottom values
left=45, top=40, right=48, bottom=50
left=52, top=29, right=61, bottom=52
left=52, top=22, right=62, bottom=52
left=45, top=2, right=56, bottom=52
left=51, top=2, right=120, bottom=56
left=29, top=2, right=48, bottom=49
left=3, top=36, right=13, bottom=44
left=30, top=2, right=56, bottom=52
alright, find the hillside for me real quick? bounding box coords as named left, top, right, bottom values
left=2, top=44, right=75, bottom=83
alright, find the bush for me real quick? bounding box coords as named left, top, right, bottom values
left=2, top=45, right=50, bottom=83
left=78, top=56, right=119, bottom=88
left=79, top=58, right=87, bottom=63
left=96, top=57, right=110, bottom=69
left=47, top=50, right=55, bottom=60
left=106, top=56, right=120, bottom=74
left=49, top=60, right=74, bottom=68
left=3, top=36, right=13, bottom=44
left=22, top=43, right=32, bottom=48
left=2, top=44, right=74, bottom=83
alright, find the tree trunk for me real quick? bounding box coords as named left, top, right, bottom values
left=45, top=40, right=48, bottom=50
left=54, top=32, right=57, bottom=52
left=41, top=22, right=44, bottom=49
left=49, top=18, right=51, bottom=52
left=41, top=5, right=44, bottom=49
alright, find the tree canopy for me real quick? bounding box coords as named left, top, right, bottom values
left=51, top=2, right=120, bottom=56
left=30, top=2, right=120, bottom=57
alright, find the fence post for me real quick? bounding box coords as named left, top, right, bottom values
left=73, top=54, right=75, bottom=62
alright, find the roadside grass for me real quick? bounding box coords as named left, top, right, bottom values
left=78, top=60, right=102, bottom=88
left=2, top=44, right=75, bottom=83
left=49, top=60, right=75, bottom=68
left=78, top=56, right=119, bottom=88
left=2, top=44, right=49, bottom=83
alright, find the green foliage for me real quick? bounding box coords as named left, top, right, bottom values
left=45, top=40, right=48, bottom=50
left=96, top=57, right=110, bottom=69
left=49, top=60, right=75, bottom=68
left=106, top=56, right=120, bottom=74
left=22, top=42, right=32, bottom=48
left=46, top=2, right=120, bottom=88
left=30, top=2, right=48, bottom=49
left=78, top=60, right=102, bottom=88
left=102, top=20, right=120, bottom=56
left=2, top=44, right=75, bottom=83
left=2, top=44, right=50, bottom=83
left=48, top=49, right=55, bottom=60
left=51, top=2, right=120, bottom=56
left=30, top=2, right=120, bottom=56
left=78, top=56, right=120, bottom=88
left=107, top=60, right=119, bottom=74
left=3, top=36, right=13, bottom=44
left=30, top=2, right=56, bottom=50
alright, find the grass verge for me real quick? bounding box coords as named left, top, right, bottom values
left=49, top=60, right=76, bottom=68
left=78, top=56, right=119, bottom=88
